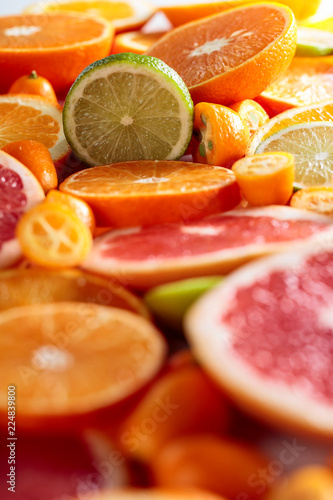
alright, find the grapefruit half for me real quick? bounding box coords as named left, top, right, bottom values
left=185, top=242, right=333, bottom=437
left=82, top=206, right=333, bottom=289
left=0, top=150, right=44, bottom=269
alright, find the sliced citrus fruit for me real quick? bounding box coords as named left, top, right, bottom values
left=266, top=466, right=333, bottom=500
left=146, top=3, right=297, bottom=105
left=63, top=53, right=194, bottom=166
left=185, top=241, right=333, bottom=437
left=290, top=186, right=333, bottom=215
left=253, top=121, right=333, bottom=187
left=248, top=99, right=333, bottom=148
left=256, top=57, right=333, bottom=117
left=77, top=489, right=227, bottom=500
left=296, top=26, right=333, bottom=57
left=25, top=0, right=155, bottom=33
left=59, top=160, right=241, bottom=227
left=0, top=302, right=166, bottom=424
left=16, top=201, right=93, bottom=268
left=144, top=276, right=223, bottom=331
left=2, top=140, right=58, bottom=193
left=0, top=95, right=70, bottom=164
left=118, top=364, right=229, bottom=463
left=9, top=70, right=58, bottom=103
left=152, top=435, right=269, bottom=499
left=46, top=189, right=96, bottom=234
left=231, top=152, right=295, bottom=206
left=0, top=14, right=114, bottom=94
left=0, top=268, right=149, bottom=317
left=160, top=0, right=320, bottom=27
left=229, top=99, right=269, bottom=138
left=192, top=102, right=250, bottom=167
left=112, top=30, right=166, bottom=54
left=0, top=150, right=44, bottom=269
left=82, top=206, right=333, bottom=289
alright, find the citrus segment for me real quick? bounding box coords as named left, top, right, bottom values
left=0, top=302, right=166, bottom=418
left=112, top=31, right=166, bottom=54
left=16, top=201, right=93, bottom=268
left=229, top=99, right=269, bottom=137
left=152, top=436, right=269, bottom=499
left=0, top=150, right=44, bottom=269
left=192, top=102, right=249, bottom=167
left=46, top=189, right=96, bottom=234
left=25, top=0, right=156, bottom=33
left=146, top=3, right=297, bottom=105
left=0, top=268, right=149, bottom=317
left=256, top=57, right=333, bottom=116
left=2, top=140, right=58, bottom=193
left=0, top=14, right=114, bottom=93
left=144, top=276, right=223, bottom=331
left=60, top=161, right=241, bottom=227
left=290, top=186, right=333, bottom=216
left=185, top=243, right=333, bottom=436
left=296, top=27, right=333, bottom=57
left=253, top=121, right=333, bottom=187
left=231, top=152, right=295, bottom=206
left=63, top=53, right=194, bottom=166
left=0, top=95, right=70, bottom=163
left=82, top=206, right=333, bottom=289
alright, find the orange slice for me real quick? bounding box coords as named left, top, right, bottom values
left=0, top=268, right=149, bottom=316
left=46, top=189, right=96, bottom=234
left=231, top=152, right=295, bottom=206
left=290, top=186, right=333, bottom=216
left=248, top=99, right=333, bottom=154
left=0, top=14, right=114, bottom=93
left=256, top=57, right=333, bottom=117
left=112, top=30, right=166, bottom=54
left=160, top=0, right=321, bottom=27
left=146, top=3, right=297, bottom=105
left=25, top=0, right=155, bottom=33
left=16, top=201, right=93, bottom=268
left=0, top=95, right=70, bottom=164
left=0, top=302, right=166, bottom=423
left=59, top=160, right=241, bottom=227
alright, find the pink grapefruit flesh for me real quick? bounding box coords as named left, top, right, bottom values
left=185, top=242, right=333, bottom=437
left=82, top=206, right=333, bottom=289
left=0, top=150, right=44, bottom=269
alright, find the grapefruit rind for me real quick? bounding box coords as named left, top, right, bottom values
left=63, top=53, right=194, bottom=166
left=185, top=242, right=333, bottom=437
left=82, top=206, right=333, bottom=289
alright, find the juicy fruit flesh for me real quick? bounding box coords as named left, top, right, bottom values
left=147, top=6, right=286, bottom=87
left=0, top=102, right=59, bottom=149
left=256, top=123, right=333, bottom=186
left=0, top=14, right=105, bottom=48
left=0, top=164, right=26, bottom=249
left=74, top=72, right=182, bottom=163
left=100, top=215, right=330, bottom=261
left=44, top=0, right=134, bottom=19
left=226, top=250, right=333, bottom=404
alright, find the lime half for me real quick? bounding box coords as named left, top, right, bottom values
left=296, top=27, right=333, bottom=57
left=255, top=121, right=333, bottom=187
left=63, top=53, right=194, bottom=166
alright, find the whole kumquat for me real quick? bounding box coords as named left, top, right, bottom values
left=9, top=71, right=58, bottom=103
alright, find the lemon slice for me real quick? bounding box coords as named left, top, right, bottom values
left=63, top=53, right=194, bottom=166
left=296, top=27, right=333, bottom=56
left=254, top=121, right=333, bottom=187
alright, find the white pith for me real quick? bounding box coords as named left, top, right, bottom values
left=5, top=26, right=41, bottom=37
left=185, top=242, right=333, bottom=434
left=65, top=62, right=192, bottom=164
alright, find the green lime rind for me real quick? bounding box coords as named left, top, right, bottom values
left=144, top=276, right=223, bottom=332
left=63, top=52, right=194, bottom=167
left=296, top=27, right=333, bottom=57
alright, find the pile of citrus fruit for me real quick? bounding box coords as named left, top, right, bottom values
left=1, top=0, right=333, bottom=498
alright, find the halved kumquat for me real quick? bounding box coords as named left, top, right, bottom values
left=192, top=103, right=249, bottom=167
left=229, top=99, right=269, bottom=137
left=46, top=189, right=96, bottom=234
left=232, top=152, right=295, bottom=206
left=16, top=201, right=93, bottom=268
left=290, top=186, right=333, bottom=216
